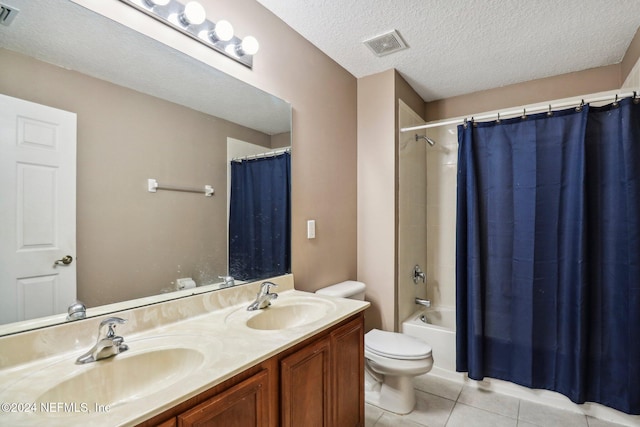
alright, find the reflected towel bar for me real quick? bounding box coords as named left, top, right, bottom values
left=147, top=179, right=214, bottom=197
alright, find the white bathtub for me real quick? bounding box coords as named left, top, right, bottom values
left=402, top=306, right=456, bottom=374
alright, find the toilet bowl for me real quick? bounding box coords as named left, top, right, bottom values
left=316, top=281, right=434, bottom=415
left=364, top=328, right=433, bottom=414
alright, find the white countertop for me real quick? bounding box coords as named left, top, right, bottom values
left=0, top=275, right=369, bottom=426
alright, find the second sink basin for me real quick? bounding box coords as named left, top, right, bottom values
left=236, top=296, right=337, bottom=331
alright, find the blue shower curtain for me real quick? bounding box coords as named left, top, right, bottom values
left=229, top=152, right=291, bottom=281
left=456, top=98, right=640, bottom=414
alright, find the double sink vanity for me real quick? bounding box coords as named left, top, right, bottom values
left=0, top=274, right=369, bottom=426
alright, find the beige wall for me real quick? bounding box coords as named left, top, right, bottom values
left=622, top=27, right=640, bottom=83
left=358, top=70, right=425, bottom=332
left=358, top=70, right=396, bottom=332
left=0, top=48, right=273, bottom=307
left=71, top=0, right=359, bottom=293
left=425, top=64, right=622, bottom=121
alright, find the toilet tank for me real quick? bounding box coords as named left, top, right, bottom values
left=315, top=281, right=366, bottom=300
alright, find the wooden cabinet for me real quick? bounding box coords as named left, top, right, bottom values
left=177, top=369, right=270, bottom=427
left=331, top=317, right=365, bottom=426
left=138, top=313, right=364, bottom=427
left=281, top=336, right=331, bottom=427
left=280, top=316, right=364, bottom=427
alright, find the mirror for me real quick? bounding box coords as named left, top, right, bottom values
left=0, top=0, right=291, bottom=334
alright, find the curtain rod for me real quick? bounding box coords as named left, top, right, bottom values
left=401, top=90, right=638, bottom=132
left=231, top=147, right=290, bottom=162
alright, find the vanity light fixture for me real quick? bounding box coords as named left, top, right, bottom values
left=119, top=0, right=259, bottom=68
left=179, top=1, right=206, bottom=26
left=237, top=35, right=259, bottom=56
left=209, top=19, right=233, bottom=42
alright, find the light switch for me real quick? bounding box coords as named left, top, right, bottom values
left=307, top=220, right=316, bottom=239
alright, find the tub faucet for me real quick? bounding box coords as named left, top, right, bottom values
left=247, top=282, right=278, bottom=311
left=76, top=317, right=129, bottom=364
left=415, top=297, right=431, bottom=308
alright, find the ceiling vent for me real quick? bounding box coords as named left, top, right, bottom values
left=363, top=30, right=408, bottom=57
left=0, top=3, right=19, bottom=26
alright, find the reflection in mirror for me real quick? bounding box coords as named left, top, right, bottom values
left=0, top=0, right=291, bottom=334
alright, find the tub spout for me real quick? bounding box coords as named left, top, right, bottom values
left=415, top=297, right=431, bottom=308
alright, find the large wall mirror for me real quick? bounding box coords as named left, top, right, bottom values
left=0, top=0, right=291, bottom=334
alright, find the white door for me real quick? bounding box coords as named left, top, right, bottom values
left=0, top=94, right=77, bottom=324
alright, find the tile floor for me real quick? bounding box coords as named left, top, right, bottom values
left=365, top=374, right=629, bottom=427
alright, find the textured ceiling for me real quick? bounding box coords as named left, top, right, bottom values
left=255, top=0, right=640, bottom=101
left=0, top=0, right=290, bottom=135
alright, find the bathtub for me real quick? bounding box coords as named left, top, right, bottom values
left=401, top=306, right=456, bottom=374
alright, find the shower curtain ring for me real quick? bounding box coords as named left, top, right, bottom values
left=547, top=105, right=553, bottom=116
left=463, top=118, right=468, bottom=129
left=613, top=94, right=619, bottom=107
left=521, top=108, right=527, bottom=120
left=576, top=99, right=584, bottom=112
left=496, top=112, right=501, bottom=124
left=634, top=91, right=639, bottom=104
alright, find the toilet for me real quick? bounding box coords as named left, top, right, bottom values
left=316, top=281, right=433, bottom=414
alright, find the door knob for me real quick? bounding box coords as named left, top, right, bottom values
left=54, top=255, right=73, bottom=266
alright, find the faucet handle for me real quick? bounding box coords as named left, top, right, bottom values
left=98, top=317, right=126, bottom=339
left=259, top=281, right=277, bottom=294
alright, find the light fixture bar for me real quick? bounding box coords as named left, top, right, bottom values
left=119, top=0, right=257, bottom=68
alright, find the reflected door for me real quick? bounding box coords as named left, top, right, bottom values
left=0, top=94, right=77, bottom=324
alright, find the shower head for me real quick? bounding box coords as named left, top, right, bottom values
left=415, top=134, right=436, bottom=146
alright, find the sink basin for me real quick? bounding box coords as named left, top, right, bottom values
left=243, top=297, right=336, bottom=330
left=36, top=347, right=204, bottom=412
left=1, top=335, right=212, bottom=418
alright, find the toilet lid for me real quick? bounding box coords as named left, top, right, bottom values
left=365, top=329, right=432, bottom=360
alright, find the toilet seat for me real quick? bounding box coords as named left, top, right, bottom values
left=365, top=329, right=432, bottom=360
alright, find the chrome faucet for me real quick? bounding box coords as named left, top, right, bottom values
left=247, top=281, right=278, bottom=311
left=76, top=317, right=129, bottom=364
left=413, top=265, right=426, bottom=284
left=218, top=275, right=235, bottom=288
left=415, top=297, right=431, bottom=308
left=66, top=301, right=86, bottom=321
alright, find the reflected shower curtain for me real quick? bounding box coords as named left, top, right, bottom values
left=456, top=98, right=640, bottom=414
left=229, top=152, right=291, bottom=281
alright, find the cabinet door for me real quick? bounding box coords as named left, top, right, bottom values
left=280, top=337, right=331, bottom=427
left=178, top=369, right=270, bottom=427
left=331, top=317, right=364, bottom=427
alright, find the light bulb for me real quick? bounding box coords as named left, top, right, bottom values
left=239, top=36, right=259, bottom=56
left=145, top=0, right=170, bottom=6
left=209, top=20, right=234, bottom=42
left=180, top=1, right=206, bottom=26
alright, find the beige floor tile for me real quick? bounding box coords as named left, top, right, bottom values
left=446, top=403, right=518, bottom=427
left=586, top=416, right=630, bottom=427
left=404, top=390, right=456, bottom=427
left=374, top=413, right=425, bottom=427
left=518, top=400, right=588, bottom=427
left=366, top=403, right=384, bottom=427
left=457, top=385, right=520, bottom=418
left=414, top=374, right=463, bottom=401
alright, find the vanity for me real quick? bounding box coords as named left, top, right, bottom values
left=0, top=275, right=369, bottom=426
